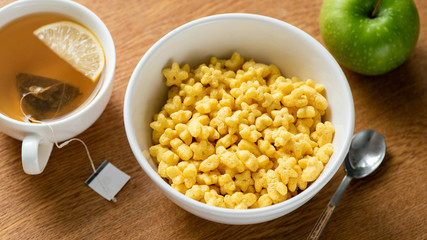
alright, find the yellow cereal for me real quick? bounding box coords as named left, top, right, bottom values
left=162, top=62, right=189, bottom=87
left=199, top=154, right=220, bottom=172
left=149, top=52, right=334, bottom=209
left=166, top=166, right=184, bottom=185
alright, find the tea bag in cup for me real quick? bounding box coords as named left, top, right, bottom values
left=17, top=73, right=81, bottom=121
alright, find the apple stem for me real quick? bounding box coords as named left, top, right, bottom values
left=371, top=0, right=382, bottom=18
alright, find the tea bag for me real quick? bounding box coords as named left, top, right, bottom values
left=17, top=73, right=81, bottom=120
left=33, top=121, right=130, bottom=202
left=21, top=77, right=130, bottom=201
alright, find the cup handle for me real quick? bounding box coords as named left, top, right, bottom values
left=22, top=134, right=54, bottom=175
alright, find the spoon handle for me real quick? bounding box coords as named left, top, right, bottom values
left=307, top=175, right=353, bottom=240
left=307, top=203, right=336, bottom=240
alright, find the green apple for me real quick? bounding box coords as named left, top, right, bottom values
left=319, top=0, right=420, bottom=76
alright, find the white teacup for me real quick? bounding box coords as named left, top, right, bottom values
left=0, top=0, right=115, bottom=174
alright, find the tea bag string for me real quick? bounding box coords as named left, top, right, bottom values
left=20, top=93, right=117, bottom=202
left=21, top=82, right=68, bottom=121
left=34, top=119, right=97, bottom=172
left=20, top=92, right=36, bottom=123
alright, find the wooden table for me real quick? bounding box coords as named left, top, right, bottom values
left=1, top=0, right=426, bottom=239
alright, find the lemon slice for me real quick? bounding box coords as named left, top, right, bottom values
left=34, top=21, right=105, bottom=82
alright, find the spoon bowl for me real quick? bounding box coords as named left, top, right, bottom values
left=345, top=129, right=386, bottom=179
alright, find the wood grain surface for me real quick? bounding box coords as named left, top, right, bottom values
left=0, top=0, right=426, bottom=239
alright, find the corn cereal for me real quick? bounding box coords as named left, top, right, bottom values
left=149, top=52, right=334, bottom=209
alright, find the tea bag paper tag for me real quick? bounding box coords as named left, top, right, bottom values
left=85, top=160, right=130, bottom=201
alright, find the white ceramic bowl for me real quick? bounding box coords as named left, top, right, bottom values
left=124, top=13, right=354, bottom=225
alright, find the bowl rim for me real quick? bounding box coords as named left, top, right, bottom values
left=124, top=13, right=354, bottom=217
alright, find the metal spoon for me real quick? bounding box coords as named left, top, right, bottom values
left=308, top=129, right=386, bottom=240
